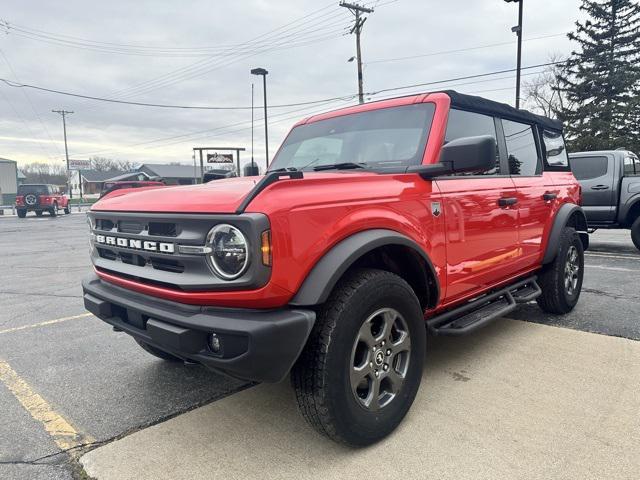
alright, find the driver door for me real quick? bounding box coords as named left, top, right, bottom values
left=436, top=109, right=521, bottom=304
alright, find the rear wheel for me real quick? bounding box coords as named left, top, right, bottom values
left=291, top=268, right=426, bottom=446
left=17, top=209, right=26, bottom=218
left=537, top=227, right=584, bottom=314
left=631, top=217, right=640, bottom=251
left=136, top=340, right=183, bottom=362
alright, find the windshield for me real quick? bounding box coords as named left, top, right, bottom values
left=269, top=103, right=435, bottom=172
left=18, top=185, right=48, bottom=195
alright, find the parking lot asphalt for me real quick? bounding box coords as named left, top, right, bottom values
left=0, top=213, right=638, bottom=479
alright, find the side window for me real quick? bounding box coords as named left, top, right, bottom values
left=502, top=119, right=541, bottom=176
left=542, top=130, right=569, bottom=169
left=624, top=156, right=638, bottom=176
left=444, top=109, right=499, bottom=175
left=570, top=156, right=608, bottom=180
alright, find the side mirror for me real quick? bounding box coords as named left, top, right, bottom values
left=408, top=135, right=497, bottom=178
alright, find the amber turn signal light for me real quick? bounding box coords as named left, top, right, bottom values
left=261, top=230, right=272, bottom=266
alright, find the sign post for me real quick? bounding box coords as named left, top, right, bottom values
left=67, top=159, right=91, bottom=198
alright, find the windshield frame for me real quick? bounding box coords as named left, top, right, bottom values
left=268, top=102, right=436, bottom=174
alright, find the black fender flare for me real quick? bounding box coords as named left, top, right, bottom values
left=543, top=203, right=589, bottom=264
left=289, top=229, right=440, bottom=307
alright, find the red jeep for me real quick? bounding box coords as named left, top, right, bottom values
left=82, top=91, right=588, bottom=446
left=15, top=184, right=70, bottom=218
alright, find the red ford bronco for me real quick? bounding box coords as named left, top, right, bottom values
left=82, top=91, right=588, bottom=446
left=16, top=184, right=70, bottom=218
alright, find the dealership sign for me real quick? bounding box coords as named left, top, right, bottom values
left=207, top=153, right=234, bottom=164
left=68, top=159, right=91, bottom=170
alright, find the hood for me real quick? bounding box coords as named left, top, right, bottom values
left=92, top=176, right=261, bottom=213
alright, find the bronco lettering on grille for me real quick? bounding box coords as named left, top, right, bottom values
left=95, top=234, right=175, bottom=253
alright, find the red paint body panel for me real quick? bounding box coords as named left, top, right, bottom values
left=91, top=92, right=581, bottom=313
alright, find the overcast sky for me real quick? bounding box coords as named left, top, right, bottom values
left=0, top=0, right=584, bottom=169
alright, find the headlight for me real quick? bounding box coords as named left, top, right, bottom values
left=206, top=224, right=249, bottom=279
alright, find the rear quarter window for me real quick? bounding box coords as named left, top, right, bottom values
left=17, top=185, right=48, bottom=195
left=570, top=156, right=608, bottom=180
left=542, top=130, right=570, bottom=171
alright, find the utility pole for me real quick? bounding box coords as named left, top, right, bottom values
left=52, top=109, right=74, bottom=198
left=504, top=0, right=523, bottom=109
left=340, top=2, right=373, bottom=104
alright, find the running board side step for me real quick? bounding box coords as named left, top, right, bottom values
left=427, top=276, right=541, bottom=336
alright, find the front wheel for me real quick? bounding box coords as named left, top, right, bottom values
left=631, top=217, right=640, bottom=251
left=291, top=268, right=426, bottom=446
left=537, top=227, right=584, bottom=314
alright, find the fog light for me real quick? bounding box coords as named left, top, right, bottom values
left=209, top=334, right=221, bottom=353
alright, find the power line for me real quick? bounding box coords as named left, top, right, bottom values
left=365, top=33, right=566, bottom=65
left=0, top=77, right=359, bottom=110
left=0, top=62, right=562, bottom=114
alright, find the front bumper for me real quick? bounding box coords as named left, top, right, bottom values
left=82, top=273, right=315, bottom=383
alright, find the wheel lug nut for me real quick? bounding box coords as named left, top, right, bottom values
left=381, top=341, right=386, bottom=346
left=386, top=349, right=392, bottom=356
left=369, top=362, right=373, bottom=367
left=375, top=371, right=379, bottom=377
left=383, top=364, right=389, bottom=371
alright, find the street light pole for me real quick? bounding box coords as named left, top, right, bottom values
left=52, top=109, right=74, bottom=198
left=251, top=68, right=269, bottom=169
left=505, top=0, right=523, bottom=109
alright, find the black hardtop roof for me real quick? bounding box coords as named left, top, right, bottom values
left=443, top=90, right=563, bottom=132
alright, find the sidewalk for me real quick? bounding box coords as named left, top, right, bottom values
left=81, top=318, right=640, bottom=480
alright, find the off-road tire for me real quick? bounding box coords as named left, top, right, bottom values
left=49, top=204, right=57, bottom=217
left=291, top=268, right=426, bottom=447
left=35, top=211, right=43, bottom=217
left=17, top=209, right=26, bottom=218
left=64, top=205, right=71, bottom=214
left=136, top=340, right=183, bottom=362
left=631, top=217, right=640, bottom=251
left=536, top=227, right=584, bottom=314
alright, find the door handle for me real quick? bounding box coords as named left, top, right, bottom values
left=591, top=185, right=609, bottom=190
left=542, top=192, right=557, bottom=201
left=498, top=197, right=518, bottom=207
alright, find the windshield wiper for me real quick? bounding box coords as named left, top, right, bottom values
left=313, top=162, right=367, bottom=171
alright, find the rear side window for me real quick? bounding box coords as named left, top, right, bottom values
left=624, top=155, right=639, bottom=176
left=17, top=185, right=47, bottom=195
left=502, top=119, right=540, bottom=176
left=570, top=156, right=608, bottom=180
left=444, top=109, right=499, bottom=175
left=542, top=130, right=569, bottom=169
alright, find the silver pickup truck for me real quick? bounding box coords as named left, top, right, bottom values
left=569, top=149, right=640, bottom=250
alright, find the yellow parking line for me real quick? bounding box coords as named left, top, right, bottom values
left=0, top=359, right=95, bottom=456
left=0, top=313, right=92, bottom=335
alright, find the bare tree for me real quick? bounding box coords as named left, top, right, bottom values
left=21, top=162, right=68, bottom=185
left=523, top=54, right=572, bottom=119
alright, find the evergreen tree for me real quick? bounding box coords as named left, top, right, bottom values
left=557, top=0, right=640, bottom=154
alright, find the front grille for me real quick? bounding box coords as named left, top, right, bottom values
left=118, top=220, right=144, bottom=234
left=150, top=257, right=185, bottom=273
left=96, top=219, right=115, bottom=231
left=149, top=222, right=177, bottom=237
left=89, top=211, right=270, bottom=292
